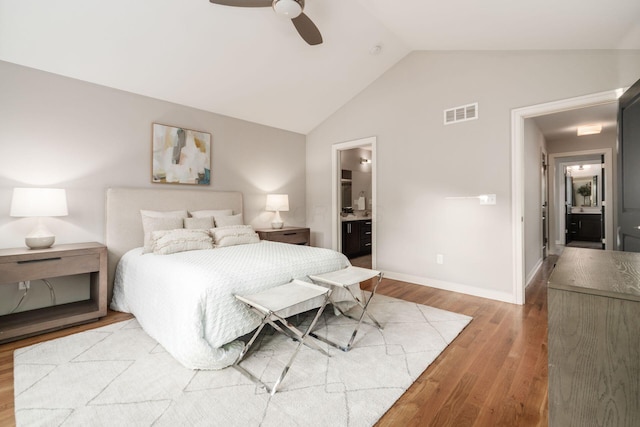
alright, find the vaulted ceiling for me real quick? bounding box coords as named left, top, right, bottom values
left=1, top=0, right=639, bottom=134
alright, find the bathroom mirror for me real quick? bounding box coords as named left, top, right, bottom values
left=572, top=176, right=597, bottom=207
left=341, top=169, right=352, bottom=209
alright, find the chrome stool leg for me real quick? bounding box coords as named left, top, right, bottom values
left=233, top=280, right=332, bottom=395
left=309, top=267, right=384, bottom=352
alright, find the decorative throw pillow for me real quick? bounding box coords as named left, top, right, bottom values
left=189, top=209, right=233, bottom=218
left=210, top=225, right=260, bottom=247
left=141, top=216, right=184, bottom=253
left=213, top=214, right=244, bottom=227
left=140, top=210, right=188, bottom=253
left=150, top=229, right=214, bottom=255
left=184, top=217, right=214, bottom=229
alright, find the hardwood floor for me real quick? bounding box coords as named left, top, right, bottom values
left=367, top=257, right=554, bottom=427
left=1, top=257, right=554, bottom=426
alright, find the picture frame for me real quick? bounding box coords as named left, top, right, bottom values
left=151, top=123, right=211, bottom=185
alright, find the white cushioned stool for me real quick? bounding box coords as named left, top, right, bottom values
left=309, top=266, right=383, bottom=352
left=233, top=279, right=332, bottom=395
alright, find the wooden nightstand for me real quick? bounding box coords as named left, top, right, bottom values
left=256, top=227, right=310, bottom=246
left=0, top=242, right=107, bottom=343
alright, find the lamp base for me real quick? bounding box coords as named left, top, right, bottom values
left=271, top=210, right=284, bottom=229
left=25, top=235, right=55, bottom=249
left=25, top=218, right=56, bottom=249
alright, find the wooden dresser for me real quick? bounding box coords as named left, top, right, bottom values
left=547, top=248, right=640, bottom=426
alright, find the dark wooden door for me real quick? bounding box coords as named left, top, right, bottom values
left=618, top=78, right=640, bottom=251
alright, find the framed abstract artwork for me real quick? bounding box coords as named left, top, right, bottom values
left=151, top=123, right=211, bottom=185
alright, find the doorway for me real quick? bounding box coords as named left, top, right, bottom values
left=331, top=136, right=377, bottom=269
left=549, top=153, right=610, bottom=252
left=512, top=88, right=622, bottom=304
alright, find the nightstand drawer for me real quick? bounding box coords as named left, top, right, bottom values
left=274, top=230, right=308, bottom=245
left=0, top=253, right=100, bottom=285
left=256, top=227, right=311, bottom=246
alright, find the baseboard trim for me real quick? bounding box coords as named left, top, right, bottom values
left=383, top=271, right=517, bottom=304
left=525, top=258, right=543, bottom=288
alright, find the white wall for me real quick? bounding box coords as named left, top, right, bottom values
left=306, top=50, right=640, bottom=303
left=0, top=60, right=306, bottom=312
left=524, top=119, right=546, bottom=285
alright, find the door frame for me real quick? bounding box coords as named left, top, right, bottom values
left=331, top=136, right=377, bottom=267
left=511, top=88, right=623, bottom=304
left=549, top=150, right=613, bottom=250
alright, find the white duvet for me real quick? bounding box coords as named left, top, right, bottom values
left=110, top=241, right=351, bottom=370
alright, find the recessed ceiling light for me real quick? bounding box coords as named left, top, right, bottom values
left=577, top=124, right=602, bottom=136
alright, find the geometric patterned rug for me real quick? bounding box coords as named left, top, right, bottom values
left=14, top=294, right=471, bottom=426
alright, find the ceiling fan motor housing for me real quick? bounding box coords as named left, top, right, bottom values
left=272, top=0, right=303, bottom=18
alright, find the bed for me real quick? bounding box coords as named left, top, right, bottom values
left=105, top=188, right=351, bottom=370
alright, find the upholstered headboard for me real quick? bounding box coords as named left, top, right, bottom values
left=105, top=187, right=243, bottom=302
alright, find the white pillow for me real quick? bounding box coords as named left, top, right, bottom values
left=190, top=209, right=233, bottom=218
left=150, top=229, right=214, bottom=255
left=210, top=225, right=259, bottom=247
left=140, top=210, right=188, bottom=253
left=184, top=217, right=214, bottom=229
left=141, top=216, right=184, bottom=253
left=213, top=214, right=243, bottom=227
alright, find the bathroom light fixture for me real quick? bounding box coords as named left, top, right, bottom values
left=360, top=157, right=371, bottom=164
left=265, top=194, right=289, bottom=229
left=10, top=188, right=68, bottom=249
left=577, top=124, right=602, bottom=136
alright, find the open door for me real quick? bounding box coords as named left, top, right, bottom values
left=600, top=154, right=606, bottom=249
left=617, top=78, right=640, bottom=251
left=542, top=153, right=548, bottom=258
left=565, top=169, right=573, bottom=245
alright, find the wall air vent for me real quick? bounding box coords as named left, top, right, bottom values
left=444, top=102, right=478, bottom=125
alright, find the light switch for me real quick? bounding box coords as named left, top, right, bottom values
left=479, top=194, right=496, bottom=205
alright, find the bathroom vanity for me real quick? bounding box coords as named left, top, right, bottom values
left=341, top=217, right=371, bottom=258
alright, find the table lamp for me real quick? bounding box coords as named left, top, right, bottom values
left=10, top=187, right=68, bottom=249
left=265, top=194, right=289, bottom=229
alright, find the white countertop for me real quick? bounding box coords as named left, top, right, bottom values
left=341, top=215, right=371, bottom=222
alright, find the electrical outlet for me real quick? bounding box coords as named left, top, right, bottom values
left=436, top=254, right=444, bottom=265
left=18, top=280, right=30, bottom=290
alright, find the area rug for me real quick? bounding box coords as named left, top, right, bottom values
left=14, top=294, right=471, bottom=426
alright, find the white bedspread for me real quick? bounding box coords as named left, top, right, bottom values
left=110, top=241, right=351, bottom=370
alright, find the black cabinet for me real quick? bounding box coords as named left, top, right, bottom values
left=341, top=219, right=372, bottom=258
left=568, top=214, right=601, bottom=242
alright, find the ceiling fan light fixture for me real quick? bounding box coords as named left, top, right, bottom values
left=272, top=0, right=302, bottom=18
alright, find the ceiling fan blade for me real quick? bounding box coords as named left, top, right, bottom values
left=209, top=0, right=271, bottom=7
left=291, top=13, right=322, bottom=45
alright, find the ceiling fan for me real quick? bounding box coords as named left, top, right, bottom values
left=209, top=0, right=323, bottom=46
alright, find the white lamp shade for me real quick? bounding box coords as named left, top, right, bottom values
left=265, top=194, right=289, bottom=212
left=10, top=188, right=69, bottom=217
